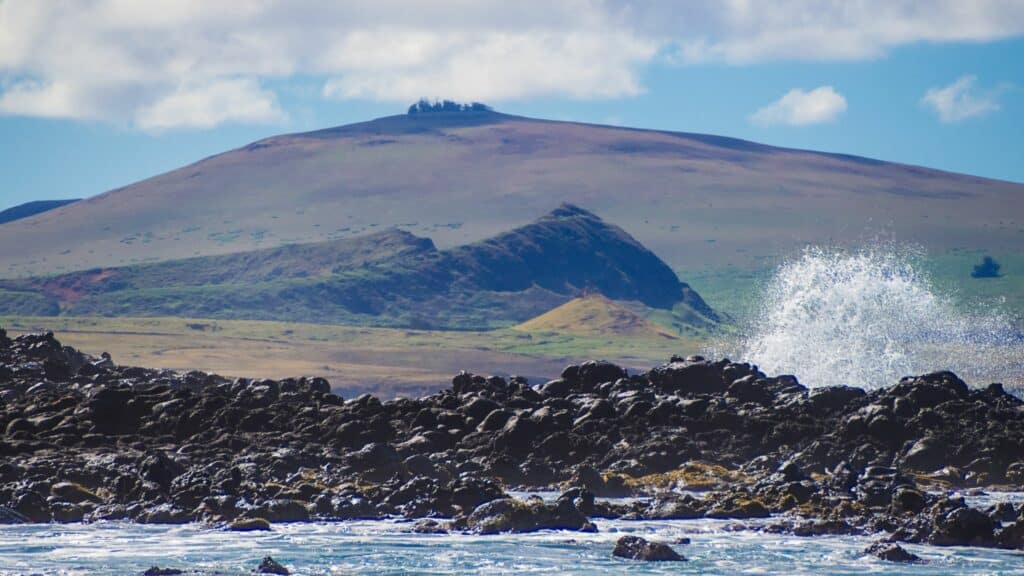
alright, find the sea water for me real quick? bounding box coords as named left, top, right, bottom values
left=3, top=490, right=1023, bottom=576
left=2, top=514, right=1024, bottom=575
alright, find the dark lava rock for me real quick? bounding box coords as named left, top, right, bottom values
left=2, top=329, right=1024, bottom=555
left=256, top=556, right=289, bottom=575
left=412, top=518, right=448, bottom=534
left=929, top=506, right=997, bottom=547
left=865, top=542, right=921, bottom=563
left=142, top=568, right=183, bottom=576
left=228, top=517, right=272, bottom=532
left=612, top=535, right=685, bottom=561
left=0, top=505, right=28, bottom=524
left=647, top=358, right=727, bottom=395
left=465, top=497, right=596, bottom=534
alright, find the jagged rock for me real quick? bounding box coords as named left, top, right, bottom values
left=641, top=494, right=705, bottom=520
left=51, top=482, right=102, bottom=504
left=256, top=556, right=289, bottom=575
left=612, top=535, right=685, bottom=561
left=1, top=329, right=1023, bottom=557
left=929, top=506, right=997, bottom=547
left=865, top=542, right=921, bottom=563
left=995, top=521, right=1024, bottom=549
left=0, top=505, right=28, bottom=523
left=142, top=568, right=183, bottom=576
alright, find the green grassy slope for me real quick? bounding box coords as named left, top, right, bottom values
left=0, top=205, right=718, bottom=331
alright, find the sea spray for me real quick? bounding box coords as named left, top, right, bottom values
left=735, top=246, right=1021, bottom=389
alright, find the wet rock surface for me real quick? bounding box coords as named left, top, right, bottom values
left=2, top=332, right=1024, bottom=552
left=612, top=535, right=685, bottom=561
left=256, top=556, right=290, bottom=575
left=865, top=542, right=922, bottom=563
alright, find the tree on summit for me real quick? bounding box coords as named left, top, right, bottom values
left=407, top=99, right=491, bottom=114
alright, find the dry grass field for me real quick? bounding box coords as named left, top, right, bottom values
left=2, top=315, right=700, bottom=397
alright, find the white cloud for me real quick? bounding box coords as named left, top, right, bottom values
left=649, top=0, right=1024, bottom=64
left=751, top=86, right=848, bottom=126
left=321, top=29, right=655, bottom=102
left=921, top=75, right=1001, bottom=123
left=134, top=79, right=286, bottom=130
left=0, top=1, right=1021, bottom=129
left=0, top=80, right=80, bottom=118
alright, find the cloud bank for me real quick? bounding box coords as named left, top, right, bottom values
left=0, top=0, right=1021, bottom=129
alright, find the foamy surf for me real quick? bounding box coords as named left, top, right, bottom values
left=3, top=515, right=1024, bottom=575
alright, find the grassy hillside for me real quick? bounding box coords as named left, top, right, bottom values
left=0, top=205, right=717, bottom=330
left=0, top=108, right=1020, bottom=281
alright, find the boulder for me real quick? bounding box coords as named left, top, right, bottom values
left=256, top=556, right=290, bottom=575
left=647, top=359, right=725, bottom=395
left=612, top=535, right=685, bottom=561
left=228, top=517, right=271, bottom=531
left=865, top=542, right=921, bottom=563
left=806, top=386, right=866, bottom=414
left=930, top=506, right=996, bottom=547
left=142, top=568, right=183, bottom=576
left=574, top=361, right=626, bottom=391
left=465, top=498, right=596, bottom=534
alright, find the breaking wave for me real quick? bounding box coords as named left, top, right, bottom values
left=738, top=246, right=1022, bottom=389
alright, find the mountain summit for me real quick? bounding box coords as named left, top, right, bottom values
left=0, top=110, right=1019, bottom=279
left=442, top=203, right=712, bottom=314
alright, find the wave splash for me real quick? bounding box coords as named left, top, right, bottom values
left=738, top=246, right=1020, bottom=389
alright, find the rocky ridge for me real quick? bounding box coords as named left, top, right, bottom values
left=2, top=328, right=1024, bottom=554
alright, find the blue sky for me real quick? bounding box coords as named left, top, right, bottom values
left=1, top=1, right=1023, bottom=211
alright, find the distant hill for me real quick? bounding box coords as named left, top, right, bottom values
left=0, top=108, right=1020, bottom=279
left=515, top=294, right=679, bottom=339
left=0, top=199, right=78, bottom=226
left=0, top=205, right=716, bottom=330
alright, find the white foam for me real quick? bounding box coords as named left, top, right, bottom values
left=737, top=246, right=1021, bottom=389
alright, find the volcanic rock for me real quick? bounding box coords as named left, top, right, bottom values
left=612, top=535, right=685, bottom=561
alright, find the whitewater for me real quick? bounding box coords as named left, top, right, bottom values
left=3, top=500, right=1024, bottom=575
left=737, top=246, right=1022, bottom=391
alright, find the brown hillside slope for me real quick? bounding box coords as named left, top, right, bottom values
left=1, top=110, right=1021, bottom=278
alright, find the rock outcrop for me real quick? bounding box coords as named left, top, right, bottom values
left=1, top=330, right=1023, bottom=553
left=612, top=535, right=685, bottom=561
